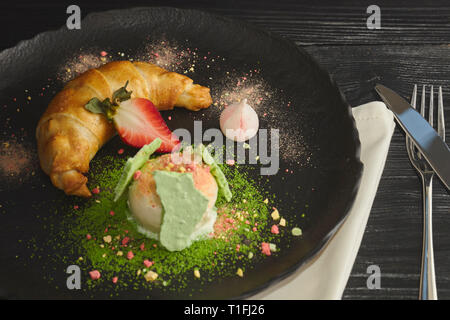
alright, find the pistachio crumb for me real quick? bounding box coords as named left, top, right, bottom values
left=144, top=270, right=158, bottom=282
left=292, top=227, right=302, bottom=236
left=271, top=208, right=280, bottom=220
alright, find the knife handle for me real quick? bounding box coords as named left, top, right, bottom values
left=419, top=173, right=438, bottom=300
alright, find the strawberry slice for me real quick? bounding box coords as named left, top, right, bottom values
left=84, top=81, right=180, bottom=153
left=113, top=98, right=180, bottom=153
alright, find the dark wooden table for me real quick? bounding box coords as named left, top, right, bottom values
left=2, top=0, right=450, bottom=300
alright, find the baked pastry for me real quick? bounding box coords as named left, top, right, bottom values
left=36, top=60, right=212, bottom=197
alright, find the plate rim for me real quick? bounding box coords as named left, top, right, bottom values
left=0, top=6, right=364, bottom=300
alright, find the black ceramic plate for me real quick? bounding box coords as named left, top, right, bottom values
left=0, top=7, right=362, bottom=299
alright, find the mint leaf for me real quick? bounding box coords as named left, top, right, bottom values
left=85, top=97, right=105, bottom=114
left=112, top=80, right=132, bottom=104
left=85, top=81, right=132, bottom=120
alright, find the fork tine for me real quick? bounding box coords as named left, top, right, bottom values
left=429, top=85, right=434, bottom=126
left=406, top=85, right=418, bottom=160
left=411, top=84, right=417, bottom=108
left=416, top=85, right=427, bottom=159
left=421, top=85, right=426, bottom=117
left=438, top=86, right=446, bottom=142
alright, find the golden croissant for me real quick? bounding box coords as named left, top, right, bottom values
left=36, top=60, right=212, bottom=197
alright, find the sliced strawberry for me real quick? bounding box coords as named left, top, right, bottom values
left=113, top=98, right=180, bottom=153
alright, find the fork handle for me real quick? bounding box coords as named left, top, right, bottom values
left=419, top=174, right=438, bottom=300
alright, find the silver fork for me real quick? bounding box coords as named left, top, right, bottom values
left=406, top=84, right=445, bottom=300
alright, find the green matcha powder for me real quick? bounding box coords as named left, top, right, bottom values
left=42, top=154, right=288, bottom=295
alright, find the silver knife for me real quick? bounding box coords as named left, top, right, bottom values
left=375, top=84, right=450, bottom=190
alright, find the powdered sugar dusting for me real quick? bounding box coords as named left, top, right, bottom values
left=211, top=71, right=312, bottom=166
left=58, top=52, right=110, bottom=82
left=54, top=40, right=312, bottom=166
left=0, top=138, right=37, bottom=187
left=135, top=40, right=192, bottom=73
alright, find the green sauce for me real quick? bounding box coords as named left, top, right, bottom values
left=154, top=170, right=210, bottom=252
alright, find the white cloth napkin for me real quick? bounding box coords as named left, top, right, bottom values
left=250, top=101, right=395, bottom=300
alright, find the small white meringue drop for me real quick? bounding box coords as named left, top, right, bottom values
left=219, top=99, right=259, bottom=142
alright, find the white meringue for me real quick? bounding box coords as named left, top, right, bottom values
left=219, top=99, right=259, bottom=142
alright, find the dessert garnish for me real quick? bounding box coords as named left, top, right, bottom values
left=113, top=137, right=162, bottom=201
left=154, top=170, right=210, bottom=251
left=219, top=98, right=259, bottom=142
left=85, top=82, right=180, bottom=152
left=111, top=142, right=233, bottom=251
left=200, top=144, right=232, bottom=202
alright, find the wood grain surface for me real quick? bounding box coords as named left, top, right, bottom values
left=1, top=0, right=450, bottom=300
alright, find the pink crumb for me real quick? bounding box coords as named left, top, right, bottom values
left=168, top=116, right=172, bottom=120
left=226, top=159, right=235, bottom=166
left=89, top=270, right=101, bottom=280
left=121, top=236, right=130, bottom=245
left=261, top=242, right=271, bottom=256
left=100, top=51, right=108, bottom=57
left=73, top=205, right=79, bottom=210
left=92, top=187, right=100, bottom=194
left=139, top=243, right=145, bottom=251
left=271, top=225, right=279, bottom=234
left=117, top=148, right=124, bottom=155
left=109, top=210, right=115, bottom=216
left=133, top=170, right=142, bottom=180
left=127, top=251, right=134, bottom=260
left=86, top=234, right=92, bottom=240
left=112, top=276, right=118, bottom=284
left=143, top=259, right=153, bottom=268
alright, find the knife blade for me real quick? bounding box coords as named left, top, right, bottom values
left=375, top=84, right=450, bottom=190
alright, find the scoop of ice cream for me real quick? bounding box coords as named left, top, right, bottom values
left=219, top=99, right=259, bottom=142
left=127, top=154, right=218, bottom=241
